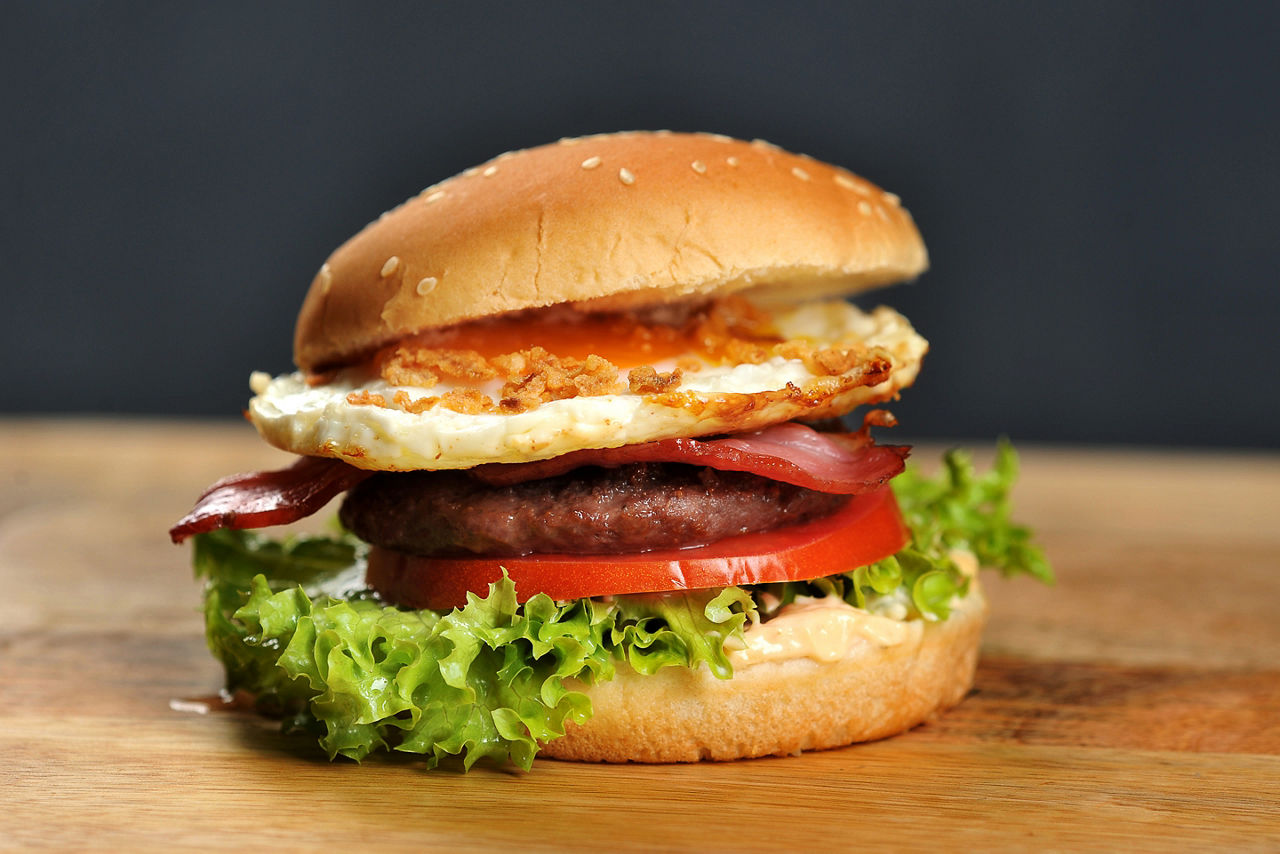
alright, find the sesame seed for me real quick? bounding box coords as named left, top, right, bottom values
left=463, top=167, right=479, bottom=178
left=853, top=183, right=872, bottom=197
left=416, top=276, right=438, bottom=296
left=249, top=371, right=272, bottom=395
left=482, top=165, right=498, bottom=177
left=618, top=167, right=635, bottom=185
left=559, top=136, right=582, bottom=146
left=581, top=155, right=602, bottom=169
left=726, top=156, right=739, bottom=167
left=317, top=263, right=332, bottom=293
left=834, top=174, right=858, bottom=191
left=424, top=190, right=446, bottom=204
left=883, top=191, right=901, bottom=206
left=791, top=166, right=811, bottom=181
left=857, top=201, right=873, bottom=216
left=691, top=160, right=707, bottom=174
left=704, top=133, right=733, bottom=143
left=380, top=256, right=400, bottom=277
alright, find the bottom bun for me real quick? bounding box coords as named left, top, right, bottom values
left=540, top=587, right=987, bottom=763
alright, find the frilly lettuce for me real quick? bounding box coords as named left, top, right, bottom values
left=761, top=438, right=1054, bottom=621
left=195, top=531, right=753, bottom=768
left=191, top=441, right=1049, bottom=768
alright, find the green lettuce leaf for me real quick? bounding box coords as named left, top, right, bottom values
left=892, top=439, right=1054, bottom=584
left=191, top=441, right=1050, bottom=768
left=759, top=440, right=1053, bottom=621
left=196, top=529, right=760, bottom=769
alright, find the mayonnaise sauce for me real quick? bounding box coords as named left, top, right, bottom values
left=728, top=596, right=914, bottom=667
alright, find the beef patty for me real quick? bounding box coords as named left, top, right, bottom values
left=339, top=463, right=847, bottom=557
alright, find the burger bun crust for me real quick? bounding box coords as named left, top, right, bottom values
left=540, top=587, right=986, bottom=763
left=294, top=131, right=928, bottom=371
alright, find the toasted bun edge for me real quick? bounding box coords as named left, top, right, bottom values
left=539, top=587, right=986, bottom=763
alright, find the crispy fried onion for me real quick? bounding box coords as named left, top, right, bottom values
left=348, top=297, right=886, bottom=415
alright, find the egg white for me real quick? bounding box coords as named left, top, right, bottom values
left=247, top=301, right=926, bottom=470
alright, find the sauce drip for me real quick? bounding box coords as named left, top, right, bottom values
left=729, top=596, right=913, bottom=667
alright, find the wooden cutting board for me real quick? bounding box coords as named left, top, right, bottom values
left=2, top=419, right=1277, bottom=851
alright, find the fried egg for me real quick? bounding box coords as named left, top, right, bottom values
left=247, top=300, right=926, bottom=470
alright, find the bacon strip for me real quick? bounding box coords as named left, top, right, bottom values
left=470, top=422, right=909, bottom=494
left=168, top=455, right=373, bottom=543
left=171, top=424, right=907, bottom=541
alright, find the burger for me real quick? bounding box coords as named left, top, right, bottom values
left=171, top=131, right=1050, bottom=769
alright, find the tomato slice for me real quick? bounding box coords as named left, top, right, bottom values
left=365, top=486, right=909, bottom=611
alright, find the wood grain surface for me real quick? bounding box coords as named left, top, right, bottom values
left=2, top=419, right=1278, bottom=852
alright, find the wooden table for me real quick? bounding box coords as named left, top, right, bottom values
left=3, top=419, right=1278, bottom=851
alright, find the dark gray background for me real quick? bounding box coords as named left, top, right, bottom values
left=5, top=3, right=1277, bottom=447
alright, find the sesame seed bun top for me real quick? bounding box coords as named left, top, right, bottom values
left=294, top=131, right=928, bottom=372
